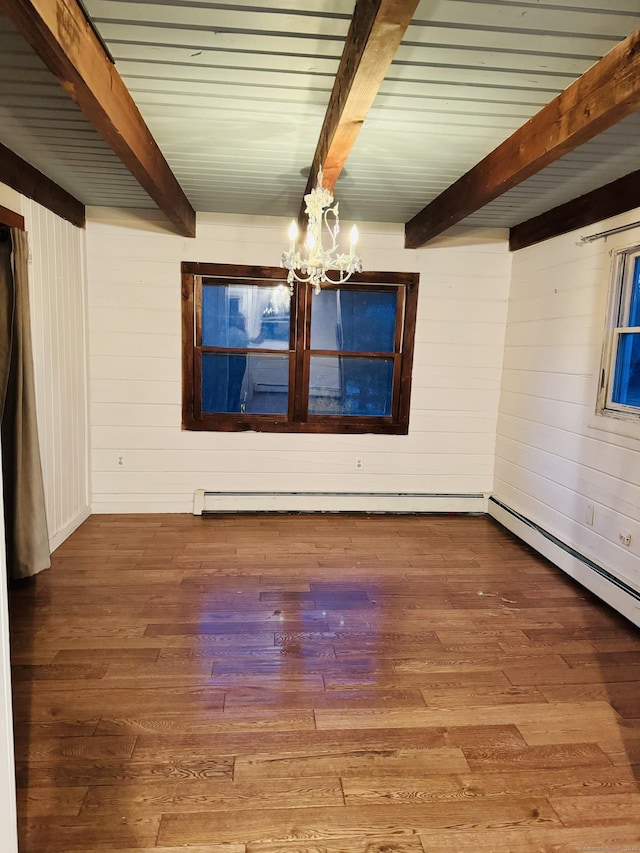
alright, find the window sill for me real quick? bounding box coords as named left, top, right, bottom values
left=588, top=410, right=640, bottom=445
left=183, top=415, right=410, bottom=435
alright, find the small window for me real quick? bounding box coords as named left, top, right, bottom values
left=599, top=245, right=640, bottom=418
left=182, top=262, right=419, bottom=434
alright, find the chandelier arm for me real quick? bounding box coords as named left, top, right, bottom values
left=323, top=207, right=340, bottom=254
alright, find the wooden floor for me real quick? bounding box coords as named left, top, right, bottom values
left=8, top=513, right=640, bottom=852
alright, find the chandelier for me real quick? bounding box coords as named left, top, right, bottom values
left=281, top=168, right=363, bottom=294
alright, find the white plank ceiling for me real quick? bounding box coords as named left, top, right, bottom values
left=0, top=0, right=639, bottom=229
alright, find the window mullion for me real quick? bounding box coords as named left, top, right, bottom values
left=291, top=283, right=309, bottom=422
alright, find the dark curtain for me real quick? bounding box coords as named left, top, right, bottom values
left=0, top=227, right=50, bottom=580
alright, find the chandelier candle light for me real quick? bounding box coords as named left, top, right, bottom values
left=282, top=168, right=363, bottom=294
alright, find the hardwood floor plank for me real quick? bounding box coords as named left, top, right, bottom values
left=18, top=815, right=161, bottom=853
left=53, top=648, right=160, bottom=663
left=16, top=785, right=88, bottom=817
left=224, top=687, right=426, bottom=711
left=462, top=743, right=613, bottom=771
left=65, top=848, right=245, bottom=853
left=418, top=826, right=640, bottom=851
left=589, top=636, right=640, bottom=652
left=15, top=756, right=234, bottom=787
left=550, top=792, right=640, bottom=826
left=81, top=777, right=344, bottom=814
left=504, top=662, right=640, bottom=685
left=234, top=746, right=469, bottom=780
left=420, top=685, right=546, bottom=708
left=9, top=513, right=640, bottom=852
left=314, top=701, right=617, bottom=732
left=12, top=718, right=100, bottom=738
left=19, top=686, right=226, bottom=721
left=247, top=840, right=424, bottom=853
left=15, top=734, right=137, bottom=761
left=342, top=765, right=640, bottom=805
left=321, top=669, right=512, bottom=691
left=11, top=663, right=108, bottom=681
left=96, top=708, right=316, bottom=736
left=158, top=801, right=561, bottom=846
left=131, top=727, right=504, bottom=761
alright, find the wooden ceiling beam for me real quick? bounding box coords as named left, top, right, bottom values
left=405, top=27, right=640, bottom=249
left=0, top=142, right=85, bottom=228
left=0, top=0, right=196, bottom=237
left=509, top=169, right=640, bottom=251
left=298, top=0, right=419, bottom=226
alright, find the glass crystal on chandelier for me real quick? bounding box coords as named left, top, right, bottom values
left=281, top=169, right=363, bottom=294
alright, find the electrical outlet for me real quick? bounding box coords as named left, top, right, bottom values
left=619, top=531, right=632, bottom=547
left=355, top=457, right=364, bottom=471
left=116, top=453, right=126, bottom=469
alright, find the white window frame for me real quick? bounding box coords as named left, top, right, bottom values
left=598, top=243, right=640, bottom=420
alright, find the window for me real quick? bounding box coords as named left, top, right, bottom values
left=599, top=244, right=640, bottom=418
left=182, top=262, right=419, bottom=434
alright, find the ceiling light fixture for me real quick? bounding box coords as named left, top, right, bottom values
left=282, top=168, right=363, bottom=294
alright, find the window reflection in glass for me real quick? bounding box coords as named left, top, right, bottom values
left=202, top=283, right=291, bottom=350
left=310, top=289, right=397, bottom=353
left=612, top=332, right=640, bottom=408
left=308, top=356, right=393, bottom=416
left=202, top=353, right=289, bottom=414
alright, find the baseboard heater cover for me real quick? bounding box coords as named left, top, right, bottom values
left=193, top=490, right=487, bottom=516
left=488, top=496, right=640, bottom=629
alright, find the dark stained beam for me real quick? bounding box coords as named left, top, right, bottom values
left=405, top=27, right=640, bottom=249
left=509, top=169, right=640, bottom=251
left=0, top=0, right=196, bottom=237
left=0, top=142, right=85, bottom=228
left=298, top=0, right=419, bottom=226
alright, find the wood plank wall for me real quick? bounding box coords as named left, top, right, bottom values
left=494, top=208, right=640, bottom=596
left=22, top=197, right=91, bottom=548
left=85, top=211, right=512, bottom=513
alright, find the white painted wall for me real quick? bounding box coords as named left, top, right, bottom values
left=0, top=185, right=21, bottom=216
left=86, top=210, right=512, bottom=512
left=20, top=198, right=92, bottom=549
left=494, top=209, right=640, bottom=597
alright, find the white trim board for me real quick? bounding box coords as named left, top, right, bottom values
left=488, top=497, right=640, bottom=629
left=194, top=490, right=488, bottom=515
left=0, top=462, right=19, bottom=852
left=49, top=506, right=91, bottom=553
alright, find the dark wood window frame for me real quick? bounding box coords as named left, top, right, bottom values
left=0, top=204, right=25, bottom=230
left=182, top=261, right=419, bottom=434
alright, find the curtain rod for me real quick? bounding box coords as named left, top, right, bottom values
left=580, top=220, right=640, bottom=244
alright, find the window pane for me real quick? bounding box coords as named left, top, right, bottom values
left=629, top=256, right=640, bottom=327
left=202, top=283, right=290, bottom=350
left=612, top=332, right=640, bottom=408
left=310, top=289, right=397, bottom=352
left=308, top=356, right=393, bottom=416
left=202, top=353, right=289, bottom=414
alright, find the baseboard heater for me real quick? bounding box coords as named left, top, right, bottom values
left=194, top=490, right=487, bottom=516
left=488, top=496, right=640, bottom=629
